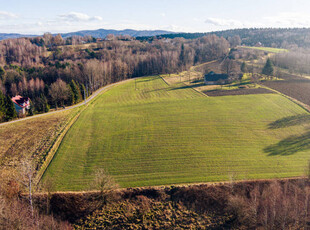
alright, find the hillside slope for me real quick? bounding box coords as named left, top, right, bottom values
left=44, top=76, right=310, bottom=191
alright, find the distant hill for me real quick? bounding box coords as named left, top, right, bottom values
left=0, top=29, right=175, bottom=41
left=60, top=28, right=175, bottom=38
left=0, top=33, right=36, bottom=40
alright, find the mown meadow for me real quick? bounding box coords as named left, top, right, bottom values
left=44, top=76, right=310, bottom=190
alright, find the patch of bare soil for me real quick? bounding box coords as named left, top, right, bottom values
left=204, top=87, right=274, bottom=96
left=262, top=72, right=310, bottom=106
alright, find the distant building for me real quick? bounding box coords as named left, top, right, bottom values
left=11, top=95, right=30, bottom=115
left=255, top=42, right=263, bottom=47
left=204, top=71, right=229, bottom=85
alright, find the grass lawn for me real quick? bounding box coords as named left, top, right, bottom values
left=44, top=76, right=310, bottom=191
left=240, top=46, right=288, bottom=53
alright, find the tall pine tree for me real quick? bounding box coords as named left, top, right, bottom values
left=0, top=66, right=5, bottom=81
left=5, top=96, right=17, bottom=121
left=0, top=90, right=5, bottom=121
left=70, top=80, right=82, bottom=103
left=241, top=62, right=248, bottom=73
left=262, top=58, right=274, bottom=78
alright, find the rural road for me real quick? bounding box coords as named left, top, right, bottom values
left=0, top=78, right=133, bottom=127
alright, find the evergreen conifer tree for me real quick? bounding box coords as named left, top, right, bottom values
left=0, top=90, right=5, bottom=121
left=5, top=95, right=17, bottom=120
left=70, top=80, right=82, bottom=103
left=0, top=66, right=5, bottom=81
left=241, top=62, right=248, bottom=73
left=262, top=58, right=274, bottom=77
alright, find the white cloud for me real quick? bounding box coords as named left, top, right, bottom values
left=0, top=11, right=18, bottom=20
left=205, top=12, right=310, bottom=30
left=263, top=12, right=310, bottom=27
left=58, top=12, right=102, bottom=22
left=205, top=17, right=244, bottom=27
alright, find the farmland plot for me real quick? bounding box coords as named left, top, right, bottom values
left=44, top=76, right=310, bottom=191
left=262, top=72, right=310, bottom=107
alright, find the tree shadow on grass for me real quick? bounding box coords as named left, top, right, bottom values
left=190, top=79, right=203, bottom=84
left=268, top=114, right=310, bottom=129
left=264, top=131, right=310, bottom=156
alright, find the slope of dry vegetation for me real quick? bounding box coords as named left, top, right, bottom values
left=26, top=178, right=310, bottom=229
left=0, top=109, right=81, bottom=229
left=0, top=108, right=80, bottom=174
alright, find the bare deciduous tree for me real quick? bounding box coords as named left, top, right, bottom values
left=49, top=78, right=70, bottom=107
left=91, top=168, right=118, bottom=207
left=18, top=157, right=35, bottom=217
left=41, top=176, right=55, bottom=215
left=221, top=58, right=238, bottom=77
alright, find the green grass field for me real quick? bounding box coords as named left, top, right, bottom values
left=240, top=46, right=288, bottom=53
left=43, top=76, right=310, bottom=191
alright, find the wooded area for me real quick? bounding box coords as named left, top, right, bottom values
left=0, top=33, right=230, bottom=122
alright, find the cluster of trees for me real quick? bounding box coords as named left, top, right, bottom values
left=0, top=38, right=44, bottom=66
left=273, top=49, right=310, bottom=76
left=0, top=159, right=71, bottom=229
left=0, top=90, right=16, bottom=122
left=235, top=58, right=275, bottom=87
left=0, top=33, right=230, bottom=121
left=30, top=33, right=96, bottom=47
left=139, top=28, right=310, bottom=49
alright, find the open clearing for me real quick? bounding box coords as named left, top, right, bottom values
left=240, top=46, right=288, bottom=53
left=44, top=76, right=310, bottom=191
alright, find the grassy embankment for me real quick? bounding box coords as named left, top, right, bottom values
left=240, top=46, right=288, bottom=53
left=0, top=108, right=80, bottom=176
left=44, top=76, right=310, bottom=191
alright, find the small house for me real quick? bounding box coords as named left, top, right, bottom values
left=204, top=71, right=229, bottom=85
left=11, top=95, right=30, bottom=115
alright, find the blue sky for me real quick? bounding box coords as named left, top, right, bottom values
left=1, top=0, right=310, bottom=34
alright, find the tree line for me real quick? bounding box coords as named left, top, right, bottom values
left=272, top=48, right=310, bottom=76
left=138, top=28, right=310, bottom=49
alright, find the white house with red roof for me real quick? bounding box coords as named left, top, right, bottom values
left=11, top=95, right=30, bottom=115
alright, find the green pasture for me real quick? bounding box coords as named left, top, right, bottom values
left=240, top=46, right=288, bottom=53
left=44, top=76, right=310, bottom=191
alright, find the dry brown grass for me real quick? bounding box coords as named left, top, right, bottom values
left=0, top=108, right=79, bottom=173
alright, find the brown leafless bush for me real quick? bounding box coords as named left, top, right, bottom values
left=228, top=180, right=310, bottom=229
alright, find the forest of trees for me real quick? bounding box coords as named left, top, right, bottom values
left=4, top=28, right=310, bottom=122
left=272, top=48, right=310, bottom=76
left=0, top=33, right=230, bottom=122
left=138, top=28, right=310, bottom=49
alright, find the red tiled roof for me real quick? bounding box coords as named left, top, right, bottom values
left=11, top=95, right=30, bottom=108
